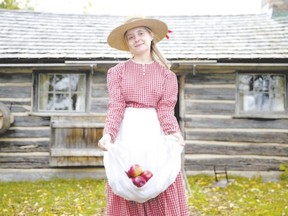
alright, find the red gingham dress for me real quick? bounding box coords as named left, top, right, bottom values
left=103, top=59, right=189, bottom=215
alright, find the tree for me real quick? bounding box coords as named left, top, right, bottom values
left=0, top=0, right=19, bottom=9
left=0, top=0, right=33, bottom=10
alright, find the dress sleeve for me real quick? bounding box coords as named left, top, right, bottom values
left=103, top=64, right=126, bottom=142
left=156, top=70, right=180, bottom=134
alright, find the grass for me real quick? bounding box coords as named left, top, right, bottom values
left=0, top=172, right=287, bottom=216
left=187, top=174, right=288, bottom=216
left=0, top=178, right=106, bottom=216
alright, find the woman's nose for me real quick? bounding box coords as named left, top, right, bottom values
left=134, top=35, right=140, bottom=42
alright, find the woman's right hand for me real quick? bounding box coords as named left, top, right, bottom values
left=171, top=132, right=185, bottom=147
left=97, top=133, right=111, bottom=151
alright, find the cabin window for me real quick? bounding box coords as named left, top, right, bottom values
left=35, top=72, right=87, bottom=113
left=236, top=73, right=287, bottom=117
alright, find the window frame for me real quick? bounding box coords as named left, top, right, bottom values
left=235, top=71, right=288, bottom=119
left=33, top=70, right=90, bottom=115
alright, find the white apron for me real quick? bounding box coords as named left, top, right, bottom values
left=103, top=108, right=183, bottom=203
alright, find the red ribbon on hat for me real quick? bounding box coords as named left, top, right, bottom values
left=165, top=30, right=173, bottom=39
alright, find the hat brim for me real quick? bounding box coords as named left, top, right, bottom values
left=107, top=18, right=168, bottom=51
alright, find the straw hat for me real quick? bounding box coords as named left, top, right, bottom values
left=107, top=17, right=168, bottom=51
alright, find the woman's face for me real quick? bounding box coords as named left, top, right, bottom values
left=125, top=27, right=153, bottom=55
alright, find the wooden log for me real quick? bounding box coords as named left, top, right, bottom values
left=49, top=156, right=103, bottom=167
left=90, top=99, right=108, bottom=113
left=51, top=122, right=104, bottom=128
left=185, top=129, right=288, bottom=144
left=184, top=154, right=288, bottom=171
left=0, top=73, right=32, bottom=83
left=185, top=100, right=235, bottom=115
left=0, top=127, right=50, bottom=138
left=0, top=153, right=49, bottom=168
left=91, top=85, right=108, bottom=98
left=50, top=115, right=105, bottom=128
left=92, top=72, right=107, bottom=84
left=10, top=104, right=31, bottom=112
left=185, top=141, right=288, bottom=156
left=0, top=101, right=31, bottom=113
left=50, top=148, right=103, bottom=157
left=51, top=115, right=105, bottom=123
left=185, top=117, right=288, bottom=129
left=0, top=86, right=31, bottom=98
left=186, top=73, right=235, bottom=84
left=0, top=140, right=49, bottom=152
left=13, top=115, right=50, bottom=127
left=185, top=85, right=235, bottom=100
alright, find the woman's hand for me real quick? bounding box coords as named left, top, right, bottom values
left=171, top=132, right=185, bottom=146
left=97, top=133, right=111, bottom=151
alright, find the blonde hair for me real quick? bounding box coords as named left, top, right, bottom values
left=125, top=27, right=170, bottom=69
left=150, top=40, right=170, bottom=69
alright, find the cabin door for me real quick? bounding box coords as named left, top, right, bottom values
left=49, top=116, right=104, bottom=167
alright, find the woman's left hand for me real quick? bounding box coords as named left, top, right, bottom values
left=171, top=132, right=185, bottom=146
left=98, top=133, right=111, bottom=151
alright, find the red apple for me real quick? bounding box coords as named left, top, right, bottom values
left=132, top=176, right=147, bottom=188
left=141, top=170, right=153, bottom=182
left=127, top=164, right=143, bottom=178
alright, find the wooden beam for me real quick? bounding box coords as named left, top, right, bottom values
left=50, top=148, right=103, bottom=157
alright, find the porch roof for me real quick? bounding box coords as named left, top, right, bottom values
left=0, top=9, right=288, bottom=62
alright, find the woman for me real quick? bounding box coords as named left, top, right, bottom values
left=98, top=17, right=189, bottom=215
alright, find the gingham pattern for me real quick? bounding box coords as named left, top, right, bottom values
left=106, top=172, right=189, bottom=216
left=104, top=59, right=180, bottom=141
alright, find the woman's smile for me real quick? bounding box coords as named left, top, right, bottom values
left=134, top=42, right=144, bottom=48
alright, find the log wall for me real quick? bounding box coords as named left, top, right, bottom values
left=1, top=66, right=288, bottom=175
left=183, top=72, right=288, bottom=171
left=0, top=68, right=106, bottom=169
left=0, top=71, right=50, bottom=168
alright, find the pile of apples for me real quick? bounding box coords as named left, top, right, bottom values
left=125, top=164, right=153, bottom=188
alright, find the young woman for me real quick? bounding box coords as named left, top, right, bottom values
left=98, top=17, right=189, bottom=216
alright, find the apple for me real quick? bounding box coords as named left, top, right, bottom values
left=127, top=164, right=143, bottom=178
left=132, top=176, right=147, bottom=188
left=140, top=170, right=153, bottom=182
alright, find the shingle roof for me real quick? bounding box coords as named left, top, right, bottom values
left=0, top=9, right=287, bottom=62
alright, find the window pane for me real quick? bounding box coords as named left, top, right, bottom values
left=271, top=75, right=285, bottom=111
left=241, top=92, right=256, bottom=111
left=255, top=92, right=269, bottom=111
left=55, top=94, right=70, bottom=110
left=238, top=74, right=285, bottom=113
left=55, top=74, right=69, bottom=92
left=42, top=94, right=54, bottom=110
left=273, top=75, right=285, bottom=92
left=239, top=75, right=252, bottom=91
left=38, top=74, right=50, bottom=111
left=49, top=75, right=54, bottom=91
left=72, top=93, right=85, bottom=111
left=37, top=73, right=86, bottom=112
left=272, top=94, right=285, bottom=111
left=239, top=75, right=255, bottom=111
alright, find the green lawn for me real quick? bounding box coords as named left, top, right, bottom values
left=187, top=174, right=288, bottom=216
left=0, top=173, right=287, bottom=216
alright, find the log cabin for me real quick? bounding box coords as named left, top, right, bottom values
left=0, top=0, right=288, bottom=181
